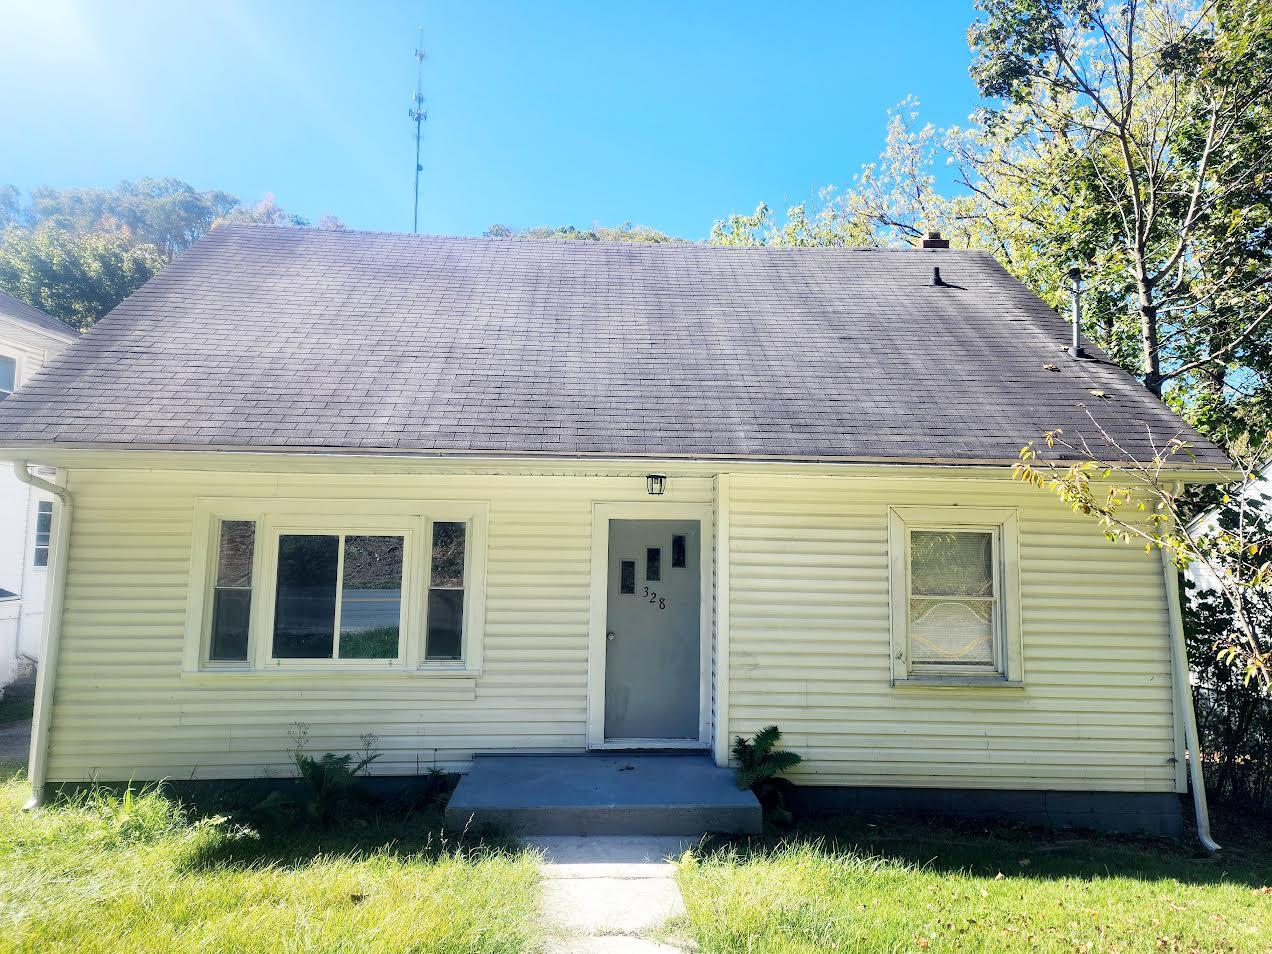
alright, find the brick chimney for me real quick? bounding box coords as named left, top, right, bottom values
left=920, top=230, right=950, bottom=249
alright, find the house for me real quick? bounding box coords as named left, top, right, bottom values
left=0, top=290, right=76, bottom=692
left=0, top=225, right=1230, bottom=837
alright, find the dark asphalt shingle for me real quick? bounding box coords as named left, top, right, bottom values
left=0, top=290, right=77, bottom=340
left=0, top=224, right=1229, bottom=467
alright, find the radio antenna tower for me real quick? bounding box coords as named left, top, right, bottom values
left=409, top=28, right=427, bottom=233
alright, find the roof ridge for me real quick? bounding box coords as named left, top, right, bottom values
left=210, top=222, right=999, bottom=256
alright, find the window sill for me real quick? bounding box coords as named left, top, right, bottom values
left=181, top=666, right=481, bottom=682
left=892, top=676, right=1024, bottom=691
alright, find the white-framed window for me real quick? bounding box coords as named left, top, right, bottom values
left=33, top=500, right=53, bottom=567
left=0, top=354, right=16, bottom=399
left=887, top=507, right=1023, bottom=686
left=184, top=499, right=488, bottom=674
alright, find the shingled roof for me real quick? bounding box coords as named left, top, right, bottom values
left=0, top=289, right=77, bottom=340
left=0, top=224, right=1228, bottom=467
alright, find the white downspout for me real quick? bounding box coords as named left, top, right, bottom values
left=1160, top=545, right=1220, bottom=852
left=11, top=462, right=72, bottom=809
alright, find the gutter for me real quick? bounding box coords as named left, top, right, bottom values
left=1160, top=543, right=1220, bottom=851
left=11, top=461, right=71, bottom=809
left=0, top=442, right=1241, bottom=485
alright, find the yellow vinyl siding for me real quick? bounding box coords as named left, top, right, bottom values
left=44, top=468, right=711, bottom=781
left=40, top=463, right=1180, bottom=794
left=726, top=474, right=1178, bottom=794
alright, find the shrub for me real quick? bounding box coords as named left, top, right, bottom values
left=732, top=725, right=802, bottom=825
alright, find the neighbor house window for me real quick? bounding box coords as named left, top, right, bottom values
left=0, top=355, right=15, bottom=399
left=186, top=502, right=486, bottom=673
left=425, top=522, right=466, bottom=660
left=272, top=533, right=405, bottom=662
left=888, top=507, right=1022, bottom=685
left=209, top=520, right=255, bottom=661
left=33, top=501, right=53, bottom=567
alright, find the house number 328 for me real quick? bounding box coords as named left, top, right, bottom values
left=643, top=586, right=666, bottom=610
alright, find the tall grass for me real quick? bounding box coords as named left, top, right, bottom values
left=0, top=775, right=540, bottom=954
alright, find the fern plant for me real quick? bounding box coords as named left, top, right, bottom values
left=732, top=725, right=802, bottom=825
left=294, top=751, right=380, bottom=823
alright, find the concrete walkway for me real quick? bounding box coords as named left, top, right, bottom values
left=530, top=836, right=695, bottom=952
left=0, top=720, right=31, bottom=761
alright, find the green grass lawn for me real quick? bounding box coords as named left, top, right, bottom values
left=676, top=811, right=1272, bottom=953
left=0, top=774, right=540, bottom=954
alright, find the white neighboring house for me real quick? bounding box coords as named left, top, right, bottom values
left=1183, top=463, right=1272, bottom=596
left=0, top=290, right=76, bottom=692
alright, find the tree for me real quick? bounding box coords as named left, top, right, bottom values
left=26, top=177, right=238, bottom=258
left=483, top=222, right=683, bottom=244
left=965, top=0, right=1272, bottom=401
left=1013, top=423, right=1271, bottom=693
left=709, top=100, right=963, bottom=249
left=0, top=180, right=345, bottom=328
left=213, top=193, right=311, bottom=228
left=0, top=223, right=165, bottom=329
left=0, top=186, right=20, bottom=230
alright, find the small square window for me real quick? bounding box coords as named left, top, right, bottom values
left=888, top=507, right=1022, bottom=686
left=908, top=530, right=996, bottom=671
left=33, top=501, right=53, bottom=568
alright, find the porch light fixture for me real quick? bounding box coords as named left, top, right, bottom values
left=646, top=475, right=666, bottom=496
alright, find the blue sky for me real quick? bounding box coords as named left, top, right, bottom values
left=1, top=1, right=983, bottom=240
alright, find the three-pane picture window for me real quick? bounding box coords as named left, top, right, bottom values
left=907, top=529, right=998, bottom=673
left=198, top=511, right=478, bottom=670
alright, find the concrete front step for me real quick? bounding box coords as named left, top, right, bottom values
left=445, top=753, right=762, bottom=836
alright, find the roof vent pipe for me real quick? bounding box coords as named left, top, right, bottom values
left=931, top=266, right=946, bottom=287
left=1068, top=266, right=1085, bottom=358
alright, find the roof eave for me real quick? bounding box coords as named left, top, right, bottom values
left=0, top=440, right=1237, bottom=483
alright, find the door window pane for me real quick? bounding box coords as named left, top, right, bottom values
left=620, top=560, right=636, bottom=595
left=646, top=547, right=661, bottom=582
left=272, top=535, right=339, bottom=659
left=339, top=535, right=403, bottom=659
left=671, top=534, right=686, bottom=568
left=209, top=519, right=254, bottom=661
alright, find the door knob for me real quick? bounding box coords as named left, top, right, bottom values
left=607, top=631, right=616, bottom=641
